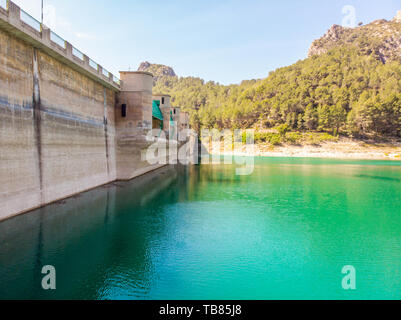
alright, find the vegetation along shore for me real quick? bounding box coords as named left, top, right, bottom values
left=139, top=13, right=401, bottom=160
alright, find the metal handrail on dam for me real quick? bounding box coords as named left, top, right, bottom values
left=0, top=0, right=121, bottom=91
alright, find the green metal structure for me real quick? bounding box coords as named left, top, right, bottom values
left=152, top=100, right=164, bottom=130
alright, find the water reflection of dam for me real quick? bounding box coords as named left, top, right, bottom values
left=0, top=165, right=181, bottom=299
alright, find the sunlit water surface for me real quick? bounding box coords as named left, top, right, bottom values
left=1, top=158, right=401, bottom=300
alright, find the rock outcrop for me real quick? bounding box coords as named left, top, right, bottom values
left=138, top=61, right=177, bottom=79
left=308, top=11, right=401, bottom=64
left=308, top=24, right=347, bottom=57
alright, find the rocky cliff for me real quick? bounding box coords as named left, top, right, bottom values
left=138, top=61, right=177, bottom=80
left=308, top=12, right=401, bottom=64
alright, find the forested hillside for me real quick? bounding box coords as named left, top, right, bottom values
left=143, top=13, right=401, bottom=139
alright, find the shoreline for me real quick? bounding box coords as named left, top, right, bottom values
left=214, top=139, right=401, bottom=161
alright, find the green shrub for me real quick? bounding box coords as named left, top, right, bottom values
left=254, top=132, right=268, bottom=142
left=277, top=124, right=290, bottom=136
left=242, top=131, right=247, bottom=143
left=306, top=132, right=339, bottom=144
left=269, top=134, right=282, bottom=146
left=318, top=132, right=339, bottom=142
left=254, top=132, right=282, bottom=145
left=285, top=132, right=303, bottom=144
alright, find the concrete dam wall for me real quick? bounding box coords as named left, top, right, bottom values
left=0, top=1, right=183, bottom=221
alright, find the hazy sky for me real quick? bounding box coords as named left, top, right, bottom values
left=11, top=0, right=401, bottom=84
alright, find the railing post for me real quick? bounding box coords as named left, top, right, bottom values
left=41, top=25, right=50, bottom=45
left=8, top=1, right=20, bottom=24
left=65, top=41, right=73, bottom=59
left=83, top=54, right=90, bottom=68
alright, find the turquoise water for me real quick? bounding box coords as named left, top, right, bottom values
left=1, top=158, right=401, bottom=300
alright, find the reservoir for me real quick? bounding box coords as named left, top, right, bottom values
left=1, top=158, right=401, bottom=300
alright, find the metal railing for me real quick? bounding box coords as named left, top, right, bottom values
left=0, top=0, right=7, bottom=10
left=20, top=9, right=41, bottom=32
left=89, top=59, right=98, bottom=70
left=2, top=0, right=121, bottom=87
left=113, top=75, right=120, bottom=85
left=102, top=68, right=109, bottom=78
left=50, top=31, right=66, bottom=49
left=72, top=47, right=84, bottom=61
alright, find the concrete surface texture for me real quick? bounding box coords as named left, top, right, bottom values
left=0, top=27, right=117, bottom=221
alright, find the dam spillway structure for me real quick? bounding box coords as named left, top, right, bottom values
left=0, top=0, right=189, bottom=221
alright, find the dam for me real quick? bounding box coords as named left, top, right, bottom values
left=2, top=1, right=401, bottom=302
left=0, top=0, right=189, bottom=221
